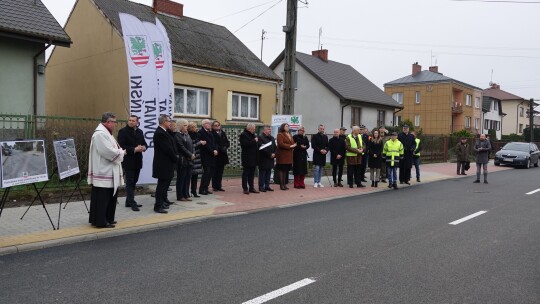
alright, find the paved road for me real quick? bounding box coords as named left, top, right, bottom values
left=2, top=149, right=47, bottom=180
left=0, top=168, right=539, bottom=303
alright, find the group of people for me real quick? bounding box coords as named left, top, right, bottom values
left=86, top=111, right=424, bottom=229
left=455, top=133, right=492, bottom=183
left=238, top=123, right=423, bottom=193
left=87, top=113, right=231, bottom=228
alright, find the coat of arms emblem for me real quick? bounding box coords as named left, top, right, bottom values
left=128, top=36, right=150, bottom=67
left=152, top=42, right=165, bottom=70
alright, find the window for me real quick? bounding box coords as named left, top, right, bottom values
left=484, top=119, right=489, bottom=130
left=519, top=123, right=524, bottom=133
left=415, top=91, right=421, bottom=104
left=493, top=101, right=498, bottom=111
left=466, top=95, right=472, bottom=106
left=519, top=107, right=524, bottom=117
left=465, top=116, right=471, bottom=128
left=414, top=114, right=420, bottom=127
left=377, top=110, right=386, bottom=127
left=395, top=115, right=402, bottom=126
left=351, top=107, right=362, bottom=126
left=174, top=86, right=211, bottom=116
left=475, top=97, right=480, bottom=108
left=475, top=118, right=480, bottom=129
left=392, top=92, right=403, bottom=104
left=232, top=93, right=259, bottom=120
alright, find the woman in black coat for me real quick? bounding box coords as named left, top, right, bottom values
left=328, top=128, right=346, bottom=187
left=368, top=130, right=384, bottom=187
left=188, top=122, right=204, bottom=197
left=292, top=126, right=310, bottom=188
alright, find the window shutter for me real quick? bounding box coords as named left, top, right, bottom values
left=227, top=91, right=233, bottom=121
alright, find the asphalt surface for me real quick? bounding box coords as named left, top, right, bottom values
left=0, top=167, right=539, bottom=303
left=2, top=150, right=48, bottom=180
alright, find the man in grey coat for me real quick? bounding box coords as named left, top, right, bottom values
left=473, top=134, right=491, bottom=184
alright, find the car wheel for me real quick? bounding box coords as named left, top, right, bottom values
left=535, top=157, right=539, bottom=167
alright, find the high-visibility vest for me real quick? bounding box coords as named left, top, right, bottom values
left=415, top=138, right=421, bottom=156
left=383, top=139, right=404, bottom=166
left=346, top=134, right=363, bottom=157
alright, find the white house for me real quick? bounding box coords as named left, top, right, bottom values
left=482, top=96, right=505, bottom=139
left=269, top=49, right=402, bottom=133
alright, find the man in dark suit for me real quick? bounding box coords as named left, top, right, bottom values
left=117, top=115, right=147, bottom=211
left=211, top=121, right=229, bottom=192
left=152, top=114, right=178, bottom=213
left=197, top=119, right=218, bottom=195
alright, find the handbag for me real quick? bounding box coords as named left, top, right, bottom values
left=464, top=161, right=470, bottom=171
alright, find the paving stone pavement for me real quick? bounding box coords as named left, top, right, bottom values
left=0, top=162, right=511, bottom=255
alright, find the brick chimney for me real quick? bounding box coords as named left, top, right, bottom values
left=312, top=49, right=328, bottom=62
left=429, top=66, right=439, bottom=73
left=412, top=62, right=421, bottom=76
left=153, top=0, right=183, bottom=18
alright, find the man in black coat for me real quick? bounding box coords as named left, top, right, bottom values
left=398, top=124, right=415, bottom=184
left=258, top=125, right=276, bottom=192
left=240, top=123, right=259, bottom=194
left=328, top=127, right=346, bottom=187
left=117, top=115, right=147, bottom=211
left=311, top=124, right=329, bottom=187
left=212, top=121, right=230, bottom=192
left=152, top=115, right=178, bottom=213
left=197, top=119, right=218, bottom=195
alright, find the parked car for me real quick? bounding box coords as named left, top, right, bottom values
left=2, top=146, right=12, bottom=156
left=494, top=142, right=540, bottom=169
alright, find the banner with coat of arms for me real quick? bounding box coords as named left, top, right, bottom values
left=120, top=13, right=173, bottom=184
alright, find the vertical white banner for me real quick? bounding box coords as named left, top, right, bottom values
left=155, top=18, right=174, bottom=117
left=143, top=21, right=173, bottom=118
left=119, top=13, right=158, bottom=184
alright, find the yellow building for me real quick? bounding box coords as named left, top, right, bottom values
left=384, top=63, right=483, bottom=135
left=46, top=0, right=280, bottom=126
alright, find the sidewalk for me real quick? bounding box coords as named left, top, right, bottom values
left=0, top=162, right=511, bottom=255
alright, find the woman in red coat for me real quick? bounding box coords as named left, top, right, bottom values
left=276, top=123, right=296, bottom=190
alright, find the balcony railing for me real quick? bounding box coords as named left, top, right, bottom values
left=452, top=102, right=463, bottom=114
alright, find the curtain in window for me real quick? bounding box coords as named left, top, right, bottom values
left=187, top=89, right=197, bottom=114
left=250, top=97, right=258, bottom=118
left=175, top=88, right=184, bottom=114
left=241, top=96, right=249, bottom=117
left=232, top=94, right=239, bottom=117
left=199, top=91, right=209, bottom=115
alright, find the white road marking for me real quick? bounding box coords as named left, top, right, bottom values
left=242, top=278, right=316, bottom=304
left=526, top=189, right=540, bottom=195
left=449, top=211, right=487, bottom=225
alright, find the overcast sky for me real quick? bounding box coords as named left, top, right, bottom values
left=42, top=0, right=540, bottom=101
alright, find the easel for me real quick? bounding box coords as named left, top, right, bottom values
left=19, top=168, right=58, bottom=230
left=58, top=173, right=88, bottom=229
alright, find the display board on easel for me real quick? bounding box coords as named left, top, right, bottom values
left=53, top=138, right=80, bottom=180
left=0, top=140, right=49, bottom=188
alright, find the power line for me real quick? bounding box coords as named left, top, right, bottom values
left=451, top=0, right=540, bottom=3
left=209, top=0, right=280, bottom=22
left=266, top=31, right=540, bottom=51
left=232, top=0, right=283, bottom=34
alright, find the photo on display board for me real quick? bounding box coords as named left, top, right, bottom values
left=0, top=139, right=49, bottom=188
left=53, top=138, right=80, bottom=180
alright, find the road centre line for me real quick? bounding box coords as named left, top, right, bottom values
left=526, top=189, right=540, bottom=195
left=449, top=211, right=488, bottom=225
left=242, top=278, right=316, bottom=304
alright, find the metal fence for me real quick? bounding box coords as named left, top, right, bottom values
left=1, top=113, right=538, bottom=191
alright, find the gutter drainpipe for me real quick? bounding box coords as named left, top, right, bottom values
left=341, top=100, right=351, bottom=127
left=33, top=43, right=52, bottom=117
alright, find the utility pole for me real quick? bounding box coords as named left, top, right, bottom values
left=530, top=98, right=535, bottom=142
left=260, top=29, right=266, bottom=61
left=282, top=0, right=298, bottom=115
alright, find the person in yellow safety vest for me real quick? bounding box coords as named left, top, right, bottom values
left=411, top=131, right=422, bottom=182
left=383, top=131, right=404, bottom=189
left=345, top=125, right=365, bottom=188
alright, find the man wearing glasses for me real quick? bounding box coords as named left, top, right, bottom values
left=152, top=114, right=179, bottom=213
left=88, top=112, right=125, bottom=228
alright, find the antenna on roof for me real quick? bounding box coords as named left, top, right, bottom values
left=318, top=27, right=322, bottom=50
